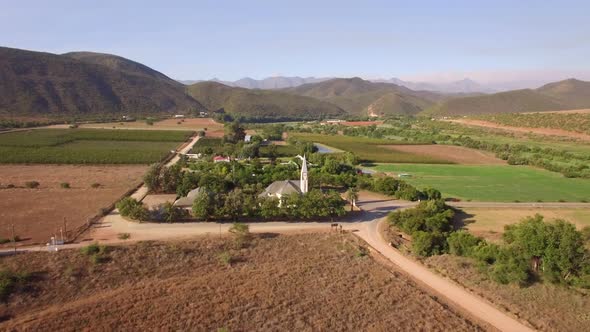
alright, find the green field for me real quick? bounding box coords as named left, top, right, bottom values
left=0, top=129, right=192, bottom=164
left=290, top=133, right=451, bottom=163
left=370, top=164, right=590, bottom=202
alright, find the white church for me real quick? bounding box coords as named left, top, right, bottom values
left=259, top=155, right=309, bottom=203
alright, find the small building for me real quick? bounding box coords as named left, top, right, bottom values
left=173, top=188, right=206, bottom=208
left=259, top=155, right=309, bottom=206
left=244, top=135, right=252, bottom=142
left=174, top=114, right=185, bottom=118
left=199, top=111, right=208, bottom=117
left=213, top=156, right=231, bottom=163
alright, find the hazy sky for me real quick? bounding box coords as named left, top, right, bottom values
left=2, top=0, right=589, bottom=82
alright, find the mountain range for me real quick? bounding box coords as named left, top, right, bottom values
left=2, top=46, right=590, bottom=121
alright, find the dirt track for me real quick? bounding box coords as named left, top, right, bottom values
left=447, top=119, right=590, bottom=142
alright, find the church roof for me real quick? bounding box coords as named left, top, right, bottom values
left=259, top=180, right=302, bottom=197
left=174, top=187, right=206, bottom=207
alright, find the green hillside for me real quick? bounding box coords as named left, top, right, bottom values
left=284, top=77, right=442, bottom=116
left=186, top=81, right=345, bottom=121
left=0, top=47, right=205, bottom=119
left=430, top=79, right=590, bottom=116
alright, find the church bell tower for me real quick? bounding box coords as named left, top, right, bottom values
left=300, top=155, right=308, bottom=194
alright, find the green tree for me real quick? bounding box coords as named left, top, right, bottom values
left=447, top=231, right=482, bottom=256
left=223, top=189, right=245, bottom=220
left=144, top=164, right=162, bottom=192
left=192, top=192, right=214, bottom=221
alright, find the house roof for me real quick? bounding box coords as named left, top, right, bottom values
left=173, top=188, right=205, bottom=207
left=259, top=180, right=302, bottom=197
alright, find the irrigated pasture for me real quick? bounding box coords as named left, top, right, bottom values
left=370, top=164, right=590, bottom=202
left=0, top=129, right=191, bottom=164
left=290, top=133, right=453, bottom=163
left=0, top=165, right=146, bottom=246
left=456, top=207, right=590, bottom=242
left=0, top=234, right=482, bottom=331
left=81, top=118, right=225, bottom=136
left=379, top=145, right=505, bottom=165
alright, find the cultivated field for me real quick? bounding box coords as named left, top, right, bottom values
left=80, top=118, right=225, bottom=137
left=456, top=207, right=590, bottom=241
left=291, top=133, right=453, bottom=163
left=0, top=165, right=146, bottom=245
left=370, top=164, right=590, bottom=202
left=425, top=254, right=590, bottom=332
left=379, top=145, right=505, bottom=165
left=0, top=129, right=191, bottom=164
left=0, top=233, right=482, bottom=331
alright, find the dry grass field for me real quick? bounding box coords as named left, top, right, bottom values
left=80, top=118, right=226, bottom=137
left=0, top=165, right=146, bottom=245
left=425, top=254, right=590, bottom=332
left=379, top=145, right=505, bottom=165
left=0, top=234, right=482, bottom=331
left=456, top=207, right=590, bottom=242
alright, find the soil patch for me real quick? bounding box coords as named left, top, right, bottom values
left=0, top=165, right=146, bottom=246
left=379, top=145, right=505, bottom=165
left=0, top=233, right=482, bottom=331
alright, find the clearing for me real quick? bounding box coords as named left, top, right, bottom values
left=369, top=164, right=590, bottom=202
left=456, top=207, right=590, bottom=242
left=379, top=145, right=505, bottom=165
left=0, top=165, right=146, bottom=246
left=0, top=233, right=482, bottom=331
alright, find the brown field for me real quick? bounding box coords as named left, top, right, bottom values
left=342, top=121, right=384, bottom=126
left=0, top=165, right=146, bottom=245
left=456, top=207, right=590, bottom=242
left=79, top=117, right=226, bottom=137
left=425, top=254, right=590, bottom=332
left=447, top=119, right=590, bottom=142
left=0, top=233, right=482, bottom=331
left=380, top=144, right=505, bottom=165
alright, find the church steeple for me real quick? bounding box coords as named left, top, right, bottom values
left=300, top=154, right=308, bottom=194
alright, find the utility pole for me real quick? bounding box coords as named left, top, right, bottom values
left=63, top=217, right=68, bottom=243
left=11, top=224, right=16, bottom=253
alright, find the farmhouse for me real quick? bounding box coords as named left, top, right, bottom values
left=260, top=155, right=308, bottom=203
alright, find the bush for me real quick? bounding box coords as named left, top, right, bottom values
left=117, top=233, right=130, bottom=240
left=60, top=182, right=70, bottom=189
left=0, top=269, right=31, bottom=301
left=160, top=202, right=188, bottom=222
left=91, top=183, right=101, bottom=188
left=218, top=251, right=234, bottom=266
left=25, top=181, right=39, bottom=188
left=447, top=231, right=482, bottom=256
left=229, top=222, right=251, bottom=248
left=116, top=197, right=149, bottom=221
left=411, top=231, right=447, bottom=256
left=80, top=243, right=107, bottom=256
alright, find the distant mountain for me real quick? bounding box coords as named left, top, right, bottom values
left=371, top=77, right=496, bottom=94
left=186, top=81, right=345, bottom=121
left=283, top=77, right=444, bottom=116
left=0, top=47, right=205, bottom=118
left=179, top=76, right=332, bottom=89
left=429, top=78, right=590, bottom=116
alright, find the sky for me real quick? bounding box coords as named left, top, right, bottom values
left=1, top=0, right=590, bottom=83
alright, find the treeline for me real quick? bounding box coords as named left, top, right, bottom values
left=389, top=204, right=590, bottom=288
left=480, top=113, right=590, bottom=135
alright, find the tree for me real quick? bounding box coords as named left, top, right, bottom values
left=229, top=222, right=251, bottom=248
left=223, top=189, right=245, bottom=220
left=144, top=164, right=163, bottom=192
left=192, top=192, right=214, bottom=221
left=447, top=231, right=482, bottom=256
left=116, top=197, right=149, bottom=221
left=224, top=121, right=246, bottom=143
left=259, top=197, right=281, bottom=219
left=346, top=188, right=359, bottom=212
left=160, top=165, right=182, bottom=193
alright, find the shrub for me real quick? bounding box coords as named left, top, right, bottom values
left=80, top=243, right=107, bottom=256
left=218, top=251, right=234, bottom=266
left=60, top=182, right=70, bottom=189
left=91, top=183, right=101, bottom=188
left=447, top=231, right=482, bottom=256
left=25, top=181, right=39, bottom=188
left=0, top=269, right=31, bottom=301
left=117, top=233, right=130, bottom=240
left=160, top=202, right=188, bottom=222
left=229, top=222, right=251, bottom=248
left=116, top=197, right=149, bottom=221
left=6, top=184, right=15, bottom=188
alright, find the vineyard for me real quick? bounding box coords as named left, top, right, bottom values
left=0, top=129, right=192, bottom=164
left=479, top=112, right=590, bottom=135
left=289, top=133, right=453, bottom=163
